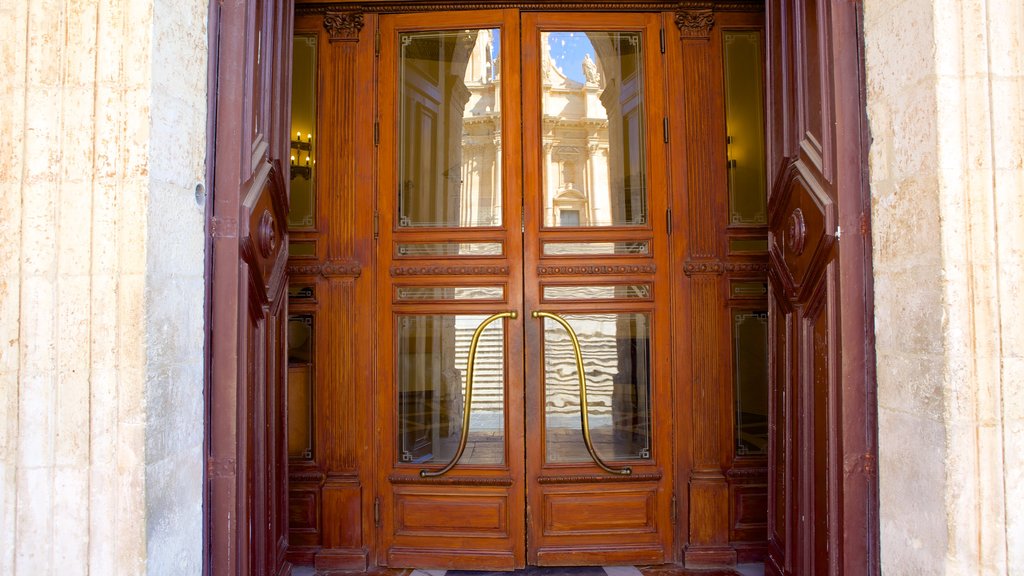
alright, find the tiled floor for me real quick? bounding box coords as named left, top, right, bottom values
left=292, top=564, right=764, bottom=576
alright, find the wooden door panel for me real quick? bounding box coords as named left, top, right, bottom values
left=793, top=0, right=832, bottom=181
left=394, top=489, right=511, bottom=537
left=540, top=487, right=656, bottom=536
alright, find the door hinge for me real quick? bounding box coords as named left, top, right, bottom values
left=374, top=121, right=379, bottom=146
left=375, top=27, right=381, bottom=57
left=663, top=117, right=669, bottom=143
left=660, top=27, right=666, bottom=53
left=666, top=208, right=672, bottom=235
left=374, top=496, right=381, bottom=527
left=835, top=225, right=842, bottom=240
left=373, top=211, right=379, bottom=240
left=671, top=492, right=677, bottom=524
left=521, top=212, right=525, bottom=234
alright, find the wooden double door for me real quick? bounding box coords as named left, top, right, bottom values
left=376, top=10, right=674, bottom=569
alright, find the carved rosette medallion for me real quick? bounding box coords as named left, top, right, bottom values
left=286, top=260, right=362, bottom=278
left=675, top=9, right=715, bottom=38
left=324, top=11, right=364, bottom=42
left=257, top=210, right=276, bottom=257
left=786, top=208, right=807, bottom=256
left=683, top=261, right=724, bottom=276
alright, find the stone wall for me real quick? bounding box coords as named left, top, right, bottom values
left=0, top=1, right=208, bottom=574
left=865, top=0, right=1024, bottom=573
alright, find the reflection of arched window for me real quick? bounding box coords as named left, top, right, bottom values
left=554, top=188, right=587, bottom=227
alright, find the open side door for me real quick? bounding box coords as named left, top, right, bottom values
left=207, top=1, right=294, bottom=574
left=764, top=1, right=878, bottom=574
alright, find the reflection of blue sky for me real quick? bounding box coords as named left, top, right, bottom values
left=547, top=32, right=594, bottom=84
left=490, top=28, right=500, bottom=62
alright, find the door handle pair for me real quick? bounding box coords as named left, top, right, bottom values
left=420, top=310, right=632, bottom=478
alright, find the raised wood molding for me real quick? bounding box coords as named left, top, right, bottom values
left=536, top=472, right=663, bottom=484
left=390, top=264, right=511, bottom=276
left=324, top=11, right=364, bottom=42
left=287, top=260, right=363, bottom=277
left=537, top=264, right=657, bottom=275
left=314, top=548, right=369, bottom=572
left=388, top=474, right=515, bottom=486
left=298, top=1, right=762, bottom=15
left=684, top=261, right=724, bottom=275
left=684, top=260, right=770, bottom=275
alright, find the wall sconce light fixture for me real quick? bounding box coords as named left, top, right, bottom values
left=291, top=131, right=313, bottom=180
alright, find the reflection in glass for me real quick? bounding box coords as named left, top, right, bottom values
left=289, top=35, right=317, bottom=229
left=729, top=237, right=769, bottom=253
left=396, top=286, right=504, bottom=301
left=542, top=240, right=648, bottom=256
left=543, top=284, right=650, bottom=300
left=396, top=242, right=503, bottom=257
left=723, top=31, right=767, bottom=225
left=729, top=280, right=767, bottom=299
left=541, top=31, right=646, bottom=227
left=543, top=313, right=651, bottom=462
left=399, top=29, right=502, bottom=228
left=288, top=284, right=315, bottom=300
left=397, top=314, right=505, bottom=465
left=733, top=310, right=768, bottom=456
left=288, top=315, right=314, bottom=460
left=289, top=240, right=316, bottom=258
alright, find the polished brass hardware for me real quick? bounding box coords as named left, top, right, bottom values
left=531, top=311, right=632, bottom=476
left=420, top=311, right=518, bottom=478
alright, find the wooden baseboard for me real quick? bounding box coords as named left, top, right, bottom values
left=733, top=541, right=768, bottom=564
left=314, top=548, right=369, bottom=573
left=683, top=544, right=737, bottom=568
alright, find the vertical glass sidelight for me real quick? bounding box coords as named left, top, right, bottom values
left=397, top=314, right=506, bottom=465
left=289, top=34, right=318, bottom=229
left=398, top=29, right=503, bottom=228
left=723, top=31, right=767, bottom=226
left=733, top=310, right=768, bottom=455
left=542, top=313, right=651, bottom=462
left=288, top=315, right=315, bottom=460
left=540, top=31, right=647, bottom=227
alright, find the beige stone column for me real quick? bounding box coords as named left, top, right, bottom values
left=865, top=0, right=1024, bottom=573
left=0, top=1, right=208, bottom=574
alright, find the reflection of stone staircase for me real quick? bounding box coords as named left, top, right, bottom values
left=453, top=314, right=630, bottom=418
left=453, top=321, right=506, bottom=416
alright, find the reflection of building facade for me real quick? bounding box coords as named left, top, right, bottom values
left=537, top=40, right=612, bottom=228
left=457, top=30, right=618, bottom=229
left=409, top=30, right=634, bottom=230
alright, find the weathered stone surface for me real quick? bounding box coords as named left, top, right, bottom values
left=867, top=0, right=1024, bottom=573
left=0, top=0, right=207, bottom=574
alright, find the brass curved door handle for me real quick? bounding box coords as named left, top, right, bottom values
left=532, top=311, right=632, bottom=476
left=420, top=311, right=518, bottom=478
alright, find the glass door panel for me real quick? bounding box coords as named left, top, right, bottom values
left=540, top=312, right=651, bottom=463
left=396, top=314, right=506, bottom=465
left=540, top=30, right=647, bottom=228
left=398, top=29, right=503, bottom=228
